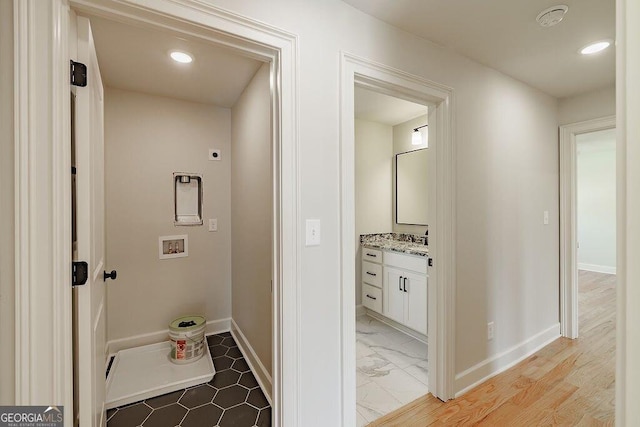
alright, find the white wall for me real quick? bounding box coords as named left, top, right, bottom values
left=231, top=63, right=273, bottom=379
left=4, top=0, right=570, bottom=422
left=577, top=130, right=616, bottom=273
left=201, top=0, right=559, bottom=418
left=558, top=85, right=615, bottom=125
left=0, top=0, right=15, bottom=405
left=354, top=119, right=393, bottom=305
left=104, top=88, right=232, bottom=343
left=392, top=115, right=429, bottom=235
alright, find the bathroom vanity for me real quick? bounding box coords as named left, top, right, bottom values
left=360, top=233, right=428, bottom=336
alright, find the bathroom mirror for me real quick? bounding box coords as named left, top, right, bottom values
left=396, top=149, right=428, bottom=225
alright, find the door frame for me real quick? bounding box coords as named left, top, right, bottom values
left=339, top=53, right=456, bottom=425
left=559, top=115, right=616, bottom=339
left=13, top=0, right=300, bottom=425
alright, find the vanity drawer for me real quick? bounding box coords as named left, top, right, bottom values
left=361, top=261, right=382, bottom=287
left=362, top=283, right=382, bottom=313
left=362, top=248, right=382, bottom=263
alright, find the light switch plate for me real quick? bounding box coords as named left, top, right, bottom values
left=209, top=218, right=218, bottom=232
left=209, top=149, right=221, bottom=161
left=305, top=219, right=321, bottom=246
left=543, top=210, right=549, bottom=225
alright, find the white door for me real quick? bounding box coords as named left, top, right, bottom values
left=404, top=272, right=428, bottom=335
left=73, top=15, right=107, bottom=427
left=383, top=268, right=405, bottom=324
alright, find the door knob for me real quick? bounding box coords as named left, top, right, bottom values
left=103, top=270, right=117, bottom=281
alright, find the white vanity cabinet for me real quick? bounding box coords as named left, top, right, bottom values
left=384, top=268, right=427, bottom=334
left=361, top=246, right=428, bottom=336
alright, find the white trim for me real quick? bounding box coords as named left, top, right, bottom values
left=14, top=0, right=74, bottom=418
left=365, top=309, right=427, bottom=344
left=107, top=317, right=231, bottom=355
left=230, top=319, right=273, bottom=405
left=559, top=116, right=615, bottom=339
left=578, top=263, right=617, bottom=275
left=454, top=323, right=560, bottom=397
left=16, top=1, right=299, bottom=425
left=339, top=52, right=456, bottom=426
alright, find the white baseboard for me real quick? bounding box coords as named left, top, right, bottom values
left=230, top=319, right=273, bottom=404
left=355, top=304, right=366, bottom=317
left=365, top=309, right=427, bottom=344
left=578, top=263, right=616, bottom=275
left=454, top=323, right=560, bottom=397
left=106, top=317, right=231, bottom=355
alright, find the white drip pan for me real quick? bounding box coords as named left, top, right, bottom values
left=106, top=341, right=215, bottom=409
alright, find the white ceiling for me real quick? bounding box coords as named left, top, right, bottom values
left=85, top=15, right=263, bottom=107
left=342, top=0, right=615, bottom=99
left=354, top=86, right=427, bottom=125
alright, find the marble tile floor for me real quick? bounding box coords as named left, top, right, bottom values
left=356, top=315, right=428, bottom=426
left=107, top=332, right=270, bottom=427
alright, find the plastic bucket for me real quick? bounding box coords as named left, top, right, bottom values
left=169, top=315, right=206, bottom=364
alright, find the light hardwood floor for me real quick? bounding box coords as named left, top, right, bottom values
left=369, top=270, right=616, bottom=426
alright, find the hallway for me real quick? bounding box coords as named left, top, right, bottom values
left=369, top=270, right=616, bottom=426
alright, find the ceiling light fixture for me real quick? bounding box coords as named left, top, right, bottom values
left=169, top=50, right=193, bottom=64
left=412, top=124, right=428, bottom=147
left=580, top=40, right=612, bottom=55
left=536, top=5, right=569, bottom=27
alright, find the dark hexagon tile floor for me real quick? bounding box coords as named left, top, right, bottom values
left=107, top=332, right=271, bottom=427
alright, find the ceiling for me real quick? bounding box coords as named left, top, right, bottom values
left=342, top=0, right=615, bottom=99
left=85, top=15, right=263, bottom=107
left=354, top=86, right=427, bottom=125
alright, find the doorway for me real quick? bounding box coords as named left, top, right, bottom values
left=11, top=0, right=300, bottom=424
left=559, top=116, right=616, bottom=339
left=559, top=118, right=617, bottom=422
left=353, top=86, right=430, bottom=425
left=339, top=53, right=456, bottom=426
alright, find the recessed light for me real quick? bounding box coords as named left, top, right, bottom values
left=580, top=40, right=612, bottom=55
left=169, top=51, right=193, bottom=64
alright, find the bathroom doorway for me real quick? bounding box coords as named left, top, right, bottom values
left=353, top=86, right=430, bottom=425
left=339, top=53, right=456, bottom=426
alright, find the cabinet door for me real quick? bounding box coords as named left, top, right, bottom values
left=404, top=272, right=428, bottom=335
left=383, top=267, right=405, bottom=324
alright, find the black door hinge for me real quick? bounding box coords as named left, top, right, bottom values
left=70, top=60, right=87, bottom=87
left=428, top=258, right=433, bottom=267
left=72, top=261, right=88, bottom=286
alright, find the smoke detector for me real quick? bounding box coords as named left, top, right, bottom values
left=536, top=5, right=569, bottom=27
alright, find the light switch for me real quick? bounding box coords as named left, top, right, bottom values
left=305, top=219, right=321, bottom=246
left=209, top=218, right=218, bottom=232
left=543, top=210, right=549, bottom=225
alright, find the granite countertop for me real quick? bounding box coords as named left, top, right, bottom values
left=360, top=233, right=429, bottom=257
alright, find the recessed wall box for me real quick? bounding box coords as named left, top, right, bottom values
left=173, top=172, right=203, bottom=226
left=159, top=235, right=188, bottom=259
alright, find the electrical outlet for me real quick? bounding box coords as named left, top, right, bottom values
left=208, top=218, right=218, bottom=232
left=487, top=322, right=495, bottom=340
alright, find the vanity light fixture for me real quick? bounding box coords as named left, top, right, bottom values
left=580, top=40, right=612, bottom=55
left=169, top=50, right=193, bottom=64
left=412, top=124, right=428, bottom=147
